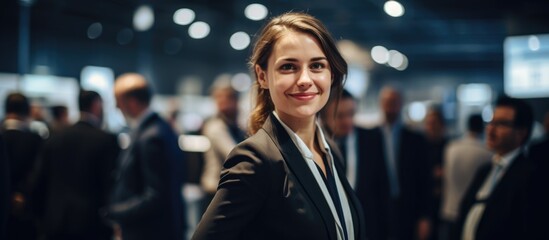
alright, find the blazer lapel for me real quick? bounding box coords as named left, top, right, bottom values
left=332, top=139, right=363, bottom=239
left=263, top=115, right=337, bottom=240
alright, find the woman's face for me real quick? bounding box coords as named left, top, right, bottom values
left=256, top=31, right=332, bottom=123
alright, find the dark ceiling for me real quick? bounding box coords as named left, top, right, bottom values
left=1, top=0, right=549, bottom=94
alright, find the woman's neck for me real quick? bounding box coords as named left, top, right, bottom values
left=275, top=111, right=317, bottom=149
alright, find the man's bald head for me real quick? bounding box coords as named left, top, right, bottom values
left=379, top=86, right=403, bottom=124
left=114, top=73, right=152, bottom=105
left=114, top=73, right=153, bottom=118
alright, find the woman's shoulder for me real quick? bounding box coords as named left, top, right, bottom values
left=228, top=128, right=281, bottom=161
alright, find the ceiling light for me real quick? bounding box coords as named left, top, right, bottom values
left=384, top=1, right=405, bottom=17
left=388, top=50, right=404, bottom=68
left=395, top=54, right=408, bottom=71
left=87, top=22, right=102, bottom=39
left=244, top=3, right=268, bottom=21
left=188, top=21, right=210, bottom=39
left=528, top=35, right=540, bottom=51
left=230, top=31, right=250, bottom=50
left=173, top=8, right=195, bottom=26
left=408, top=102, right=426, bottom=122
left=371, top=46, right=389, bottom=64
left=133, top=5, right=154, bottom=31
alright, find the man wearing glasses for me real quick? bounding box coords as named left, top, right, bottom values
left=456, top=96, right=534, bottom=240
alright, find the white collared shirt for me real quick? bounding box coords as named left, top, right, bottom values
left=344, top=130, right=358, bottom=189
left=273, top=112, right=355, bottom=240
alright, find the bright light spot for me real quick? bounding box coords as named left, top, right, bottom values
left=482, top=105, right=493, bottom=122
left=179, top=135, right=211, bottom=152
left=133, top=5, right=154, bottom=31
left=173, top=8, right=195, bottom=26
left=181, top=113, right=204, bottom=132
left=231, top=73, right=252, bottom=92
left=528, top=35, right=540, bottom=51
left=388, top=50, right=404, bottom=68
left=245, top=3, right=268, bottom=21
left=409, top=102, right=426, bottom=122
left=457, top=84, right=492, bottom=104
left=230, top=31, right=251, bottom=50
left=188, top=21, right=210, bottom=39
left=117, top=28, right=133, bottom=45
left=81, top=66, right=114, bottom=92
left=395, top=54, right=409, bottom=71
left=371, top=46, right=389, bottom=64
left=87, top=22, right=103, bottom=39
left=384, top=0, right=405, bottom=17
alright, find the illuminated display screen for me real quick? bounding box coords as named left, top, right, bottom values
left=504, top=34, right=549, bottom=98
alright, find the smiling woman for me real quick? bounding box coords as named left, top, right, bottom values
left=191, top=12, right=366, bottom=240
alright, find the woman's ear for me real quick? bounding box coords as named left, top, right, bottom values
left=255, top=65, right=268, bottom=89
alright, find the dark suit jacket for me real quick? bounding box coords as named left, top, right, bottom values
left=526, top=138, right=549, bottom=239
left=0, top=133, right=8, bottom=239
left=2, top=127, right=42, bottom=198
left=456, top=151, right=532, bottom=240
left=192, top=115, right=366, bottom=240
left=109, top=113, right=186, bottom=240
left=357, top=126, right=432, bottom=240
left=1, top=125, right=43, bottom=240
left=33, top=120, right=119, bottom=238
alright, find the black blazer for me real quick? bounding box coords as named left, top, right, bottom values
left=109, top=113, right=186, bottom=240
left=357, top=126, right=432, bottom=240
left=526, top=138, right=549, bottom=239
left=192, top=115, right=366, bottom=240
left=2, top=128, right=42, bottom=198
left=456, top=151, right=532, bottom=240
left=0, top=133, right=8, bottom=239
left=33, top=120, right=119, bottom=238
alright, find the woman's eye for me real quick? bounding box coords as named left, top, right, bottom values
left=280, top=64, right=296, bottom=71
left=310, top=62, right=325, bottom=70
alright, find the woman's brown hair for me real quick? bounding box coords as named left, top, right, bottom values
left=248, top=12, right=347, bottom=134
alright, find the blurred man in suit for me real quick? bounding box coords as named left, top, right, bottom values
left=107, top=73, right=186, bottom=240
left=48, top=105, right=70, bottom=134
left=457, top=96, right=533, bottom=240
left=201, top=82, right=245, bottom=198
left=423, top=107, right=449, bottom=239
left=440, top=114, right=492, bottom=240
left=1, top=92, right=43, bottom=240
left=365, top=86, right=432, bottom=240
left=32, top=90, right=119, bottom=240
left=321, top=89, right=380, bottom=240
left=320, top=89, right=364, bottom=190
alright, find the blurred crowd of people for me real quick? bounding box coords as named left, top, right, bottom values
left=1, top=76, right=548, bottom=240
left=0, top=30, right=549, bottom=240
left=1, top=73, right=186, bottom=240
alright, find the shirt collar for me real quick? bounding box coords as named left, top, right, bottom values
left=493, top=147, right=521, bottom=168
left=79, top=112, right=102, bottom=128
left=128, top=108, right=153, bottom=130
left=2, top=118, right=29, bottom=131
